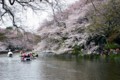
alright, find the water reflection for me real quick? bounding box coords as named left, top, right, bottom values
left=0, top=54, right=119, bottom=80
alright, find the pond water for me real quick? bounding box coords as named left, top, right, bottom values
left=0, top=53, right=120, bottom=80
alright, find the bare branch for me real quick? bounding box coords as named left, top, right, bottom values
left=9, top=0, right=16, bottom=5
left=0, top=0, right=49, bottom=29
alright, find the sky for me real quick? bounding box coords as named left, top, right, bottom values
left=0, top=0, right=79, bottom=32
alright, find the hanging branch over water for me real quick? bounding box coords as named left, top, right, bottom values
left=0, top=0, right=49, bottom=28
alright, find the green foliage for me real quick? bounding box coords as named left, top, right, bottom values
left=87, top=0, right=120, bottom=43
left=0, top=33, right=7, bottom=41
left=106, top=54, right=120, bottom=62
left=62, top=37, right=68, bottom=41
left=6, top=27, right=13, bottom=30
left=104, top=43, right=120, bottom=49
left=72, top=44, right=82, bottom=56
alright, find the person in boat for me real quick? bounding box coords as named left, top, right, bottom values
left=21, top=52, right=31, bottom=61
left=20, top=50, right=24, bottom=57
left=32, top=52, right=38, bottom=57
left=24, top=53, right=31, bottom=61
left=20, top=50, right=26, bottom=60
left=29, top=53, right=33, bottom=58
left=20, top=50, right=23, bottom=54
left=7, top=49, right=13, bottom=57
